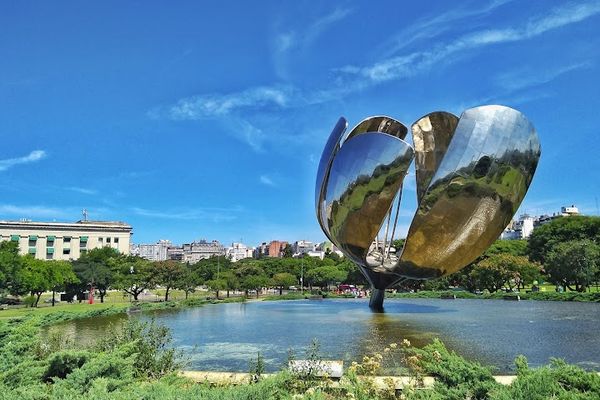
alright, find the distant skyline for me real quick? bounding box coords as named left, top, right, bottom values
left=1, top=0, right=599, bottom=245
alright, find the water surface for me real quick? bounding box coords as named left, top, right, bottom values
left=48, top=298, right=600, bottom=373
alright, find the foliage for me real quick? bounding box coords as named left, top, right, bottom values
left=154, top=260, right=185, bottom=301
left=528, top=215, right=600, bottom=263
left=305, top=265, right=348, bottom=289
left=545, top=239, right=600, bottom=292
left=72, top=247, right=120, bottom=303
left=112, top=256, right=156, bottom=301
left=271, top=272, right=297, bottom=295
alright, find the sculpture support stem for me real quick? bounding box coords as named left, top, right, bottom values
left=369, top=288, right=385, bottom=310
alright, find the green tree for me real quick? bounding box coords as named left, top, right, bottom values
left=176, top=263, right=202, bottom=299
left=113, top=256, right=156, bottom=301
left=271, top=272, right=296, bottom=295
left=306, top=265, right=348, bottom=290
left=206, top=278, right=227, bottom=299
left=0, top=240, right=25, bottom=296
left=528, top=216, right=600, bottom=263
left=154, top=260, right=185, bottom=301
left=21, top=257, right=77, bottom=307
left=47, top=260, right=78, bottom=306
left=72, top=247, right=120, bottom=303
left=545, top=239, right=600, bottom=292
left=220, top=270, right=239, bottom=297
left=241, top=274, right=269, bottom=298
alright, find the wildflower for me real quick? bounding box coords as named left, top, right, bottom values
left=389, top=343, right=398, bottom=349
left=401, top=339, right=411, bottom=347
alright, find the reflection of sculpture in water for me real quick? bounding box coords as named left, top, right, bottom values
left=315, top=105, right=541, bottom=310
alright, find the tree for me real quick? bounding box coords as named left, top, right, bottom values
left=176, top=263, right=202, bottom=299
left=220, top=270, right=239, bottom=297
left=528, top=216, right=600, bottom=263
left=306, top=265, right=348, bottom=290
left=469, top=254, right=539, bottom=293
left=113, top=256, right=156, bottom=301
left=21, top=257, right=77, bottom=307
left=272, top=272, right=296, bottom=295
left=154, top=260, right=185, bottom=301
left=282, top=245, right=293, bottom=258
left=545, top=240, right=600, bottom=292
left=206, top=278, right=227, bottom=299
left=72, top=247, right=120, bottom=303
left=241, top=274, right=270, bottom=298
left=0, top=240, right=25, bottom=296
left=47, top=260, right=78, bottom=306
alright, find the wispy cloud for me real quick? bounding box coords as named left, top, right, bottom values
left=341, top=1, right=600, bottom=84
left=0, top=204, right=68, bottom=219
left=163, top=85, right=295, bottom=120
left=495, top=62, right=592, bottom=92
left=379, top=0, right=515, bottom=56
left=259, top=175, right=276, bottom=186
left=274, top=7, right=353, bottom=54
left=0, top=150, right=47, bottom=171
left=132, top=206, right=241, bottom=222
left=66, top=186, right=97, bottom=195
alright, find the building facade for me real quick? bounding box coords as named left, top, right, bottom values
left=0, top=219, right=132, bottom=260
left=292, top=240, right=315, bottom=257
left=130, top=239, right=171, bottom=261
left=226, top=242, right=253, bottom=262
left=182, top=239, right=225, bottom=262
left=501, top=205, right=582, bottom=240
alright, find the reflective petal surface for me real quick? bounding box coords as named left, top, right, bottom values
left=397, top=105, right=541, bottom=279
left=324, top=132, right=413, bottom=268
left=315, top=105, right=541, bottom=295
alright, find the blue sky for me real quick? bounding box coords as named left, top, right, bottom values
left=1, top=0, right=599, bottom=246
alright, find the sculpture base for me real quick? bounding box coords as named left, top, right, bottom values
left=369, top=288, right=385, bottom=310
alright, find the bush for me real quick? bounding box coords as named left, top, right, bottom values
left=44, top=351, right=91, bottom=382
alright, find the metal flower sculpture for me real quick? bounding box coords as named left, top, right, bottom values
left=315, top=105, right=541, bottom=309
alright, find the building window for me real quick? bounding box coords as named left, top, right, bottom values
left=10, top=235, right=19, bottom=242
left=47, top=236, right=55, bottom=247
left=107, top=237, right=111, bottom=243
left=28, top=247, right=36, bottom=255
left=80, top=236, right=88, bottom=248
left=63, top=248, right=71, bottom=255
left=28, top=235, right=37, bottom=247
left=80, top=249, right=87, bottom=255
left=114, top=237, right=119, bottom=244
left=99, top=237, right=103, bottom=245
left=64, top=237, right=71, bottom=243
left=46, top=252, right=54, bottom=260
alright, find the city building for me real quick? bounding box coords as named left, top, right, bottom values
left=500, top=214, right=535, bottom=240
left=253, top=240, right=288, bottom=258
left=226, top=242, right=254, bottom=262
left=292, top=240, right=315, bottom=257
left=0, top=219, right=132, bottom=260
left=130, top=239, right=171, bottom=261
left=182, top=239, right=225, bottom=262
left=501, top=205, right=582, bottom=240
left=167, top=245, right=184, bottom=261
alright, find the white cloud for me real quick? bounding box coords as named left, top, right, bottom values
left=166, top=86, right=294, bottom=120
left=66, top=187, right=97, bottom=195
left=0, top=150, right=47, bottom=171
left=0, top=204, right=68, bottom=219
left=132, top=206, right=240, bottom=222
left=259, top=175, right=275, bottom=186
left=379, top=0, right=516, bottom=56
left=495, top=62, right=592, bottom=92
left=341, top=1, right=600, bottom=84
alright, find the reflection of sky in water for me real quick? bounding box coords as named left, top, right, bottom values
left=47, top=299, right=600, bottom=373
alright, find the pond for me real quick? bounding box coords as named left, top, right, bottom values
left=47, top=298, right=600, bottom=373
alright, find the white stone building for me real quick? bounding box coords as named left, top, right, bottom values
left=0, top=219, right=132, bottom=260
left=226, top=242, right=254, bottom=262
